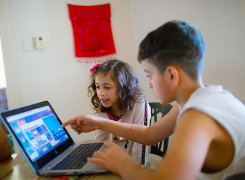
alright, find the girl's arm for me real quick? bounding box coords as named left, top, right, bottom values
left=94, top=129, right=110, bottom=141
left=62, top=103, right=179, bottom=145
left=93, top=112, right=111, bottom=141
left=131, top=101, right=151, bottom=167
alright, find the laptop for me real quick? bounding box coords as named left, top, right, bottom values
left=0, top=100, right=127, bottom=176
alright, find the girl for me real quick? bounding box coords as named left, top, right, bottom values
left=88, top=59, right=151, bottom=168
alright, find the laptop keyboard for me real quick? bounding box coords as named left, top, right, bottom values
left=51, top=142, right=103, bottom=170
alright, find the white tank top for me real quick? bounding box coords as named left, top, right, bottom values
left=177, top=85, right=245, bottom=180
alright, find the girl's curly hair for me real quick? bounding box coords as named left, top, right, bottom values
left=88, top=59, right=144, bottom=114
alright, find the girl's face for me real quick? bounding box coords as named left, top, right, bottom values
left=95, top=72, right=119, bottom=111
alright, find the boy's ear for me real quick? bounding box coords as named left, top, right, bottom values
left=166, top=66, right=179, bottom=86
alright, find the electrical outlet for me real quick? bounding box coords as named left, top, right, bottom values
left=34, top=36, right=45, bottom=49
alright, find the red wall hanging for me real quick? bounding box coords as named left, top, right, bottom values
left=68, top=3, right=116, bottom=61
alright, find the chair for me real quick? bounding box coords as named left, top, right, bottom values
left=225, top=173, right=245, bottom=180
left=149, top=103, right=172, bottom=157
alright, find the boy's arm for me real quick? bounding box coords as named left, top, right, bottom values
left=88, top=109, right=220, bottom=180
left=62, top=103, right=179, bottom=145
left=0, top=126, right=12, bottom=162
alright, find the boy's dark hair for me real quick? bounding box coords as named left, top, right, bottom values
left=138, top=20, right=206, bottom=80
left=88, top=59, right=144, bottom=114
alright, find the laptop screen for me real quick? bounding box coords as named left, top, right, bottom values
left=5, top=105, right=69, bottom=161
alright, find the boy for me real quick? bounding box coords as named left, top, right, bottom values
left=62, top=20, right=245, bottom=180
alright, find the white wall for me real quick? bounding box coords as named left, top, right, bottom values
left=0, top=38, right=7, bottom=88
left=130, top=0, right=245, bottom=104
left=0, top=0, right=136, bottom=144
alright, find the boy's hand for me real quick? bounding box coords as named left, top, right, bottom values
left=62, top=115, right=98, bottom=134
left=87, top=140, right=139, bottom=175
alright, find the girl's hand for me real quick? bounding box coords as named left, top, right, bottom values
left=62, top=114, right=98, bottom=134
left=87, top=140, right=139, bottom=175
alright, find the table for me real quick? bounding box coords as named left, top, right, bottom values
left=0, top=153, right=122, bottom=180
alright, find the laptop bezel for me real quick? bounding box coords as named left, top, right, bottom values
left=0, top=100, right=75, bottom=172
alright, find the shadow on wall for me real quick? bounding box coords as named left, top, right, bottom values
left=0, top=87, right=9, bottom=133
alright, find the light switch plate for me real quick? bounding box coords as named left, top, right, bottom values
left=22, top=38, right=33, bottom=51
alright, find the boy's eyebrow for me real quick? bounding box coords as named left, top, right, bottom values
left=144, top=69, right=151, bottom=73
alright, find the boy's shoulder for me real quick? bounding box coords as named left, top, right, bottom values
left=167, top=107, right=234, bottom=179
left=181, top=85, right=244, bottom=112
left=176, top=84, right=245, bottom=153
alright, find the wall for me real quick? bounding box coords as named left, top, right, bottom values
left=0, top=0, right=136, bottom=145
left=2, top=0, right=245, bottom=153
left=130, top=0, right=245, bottom=104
